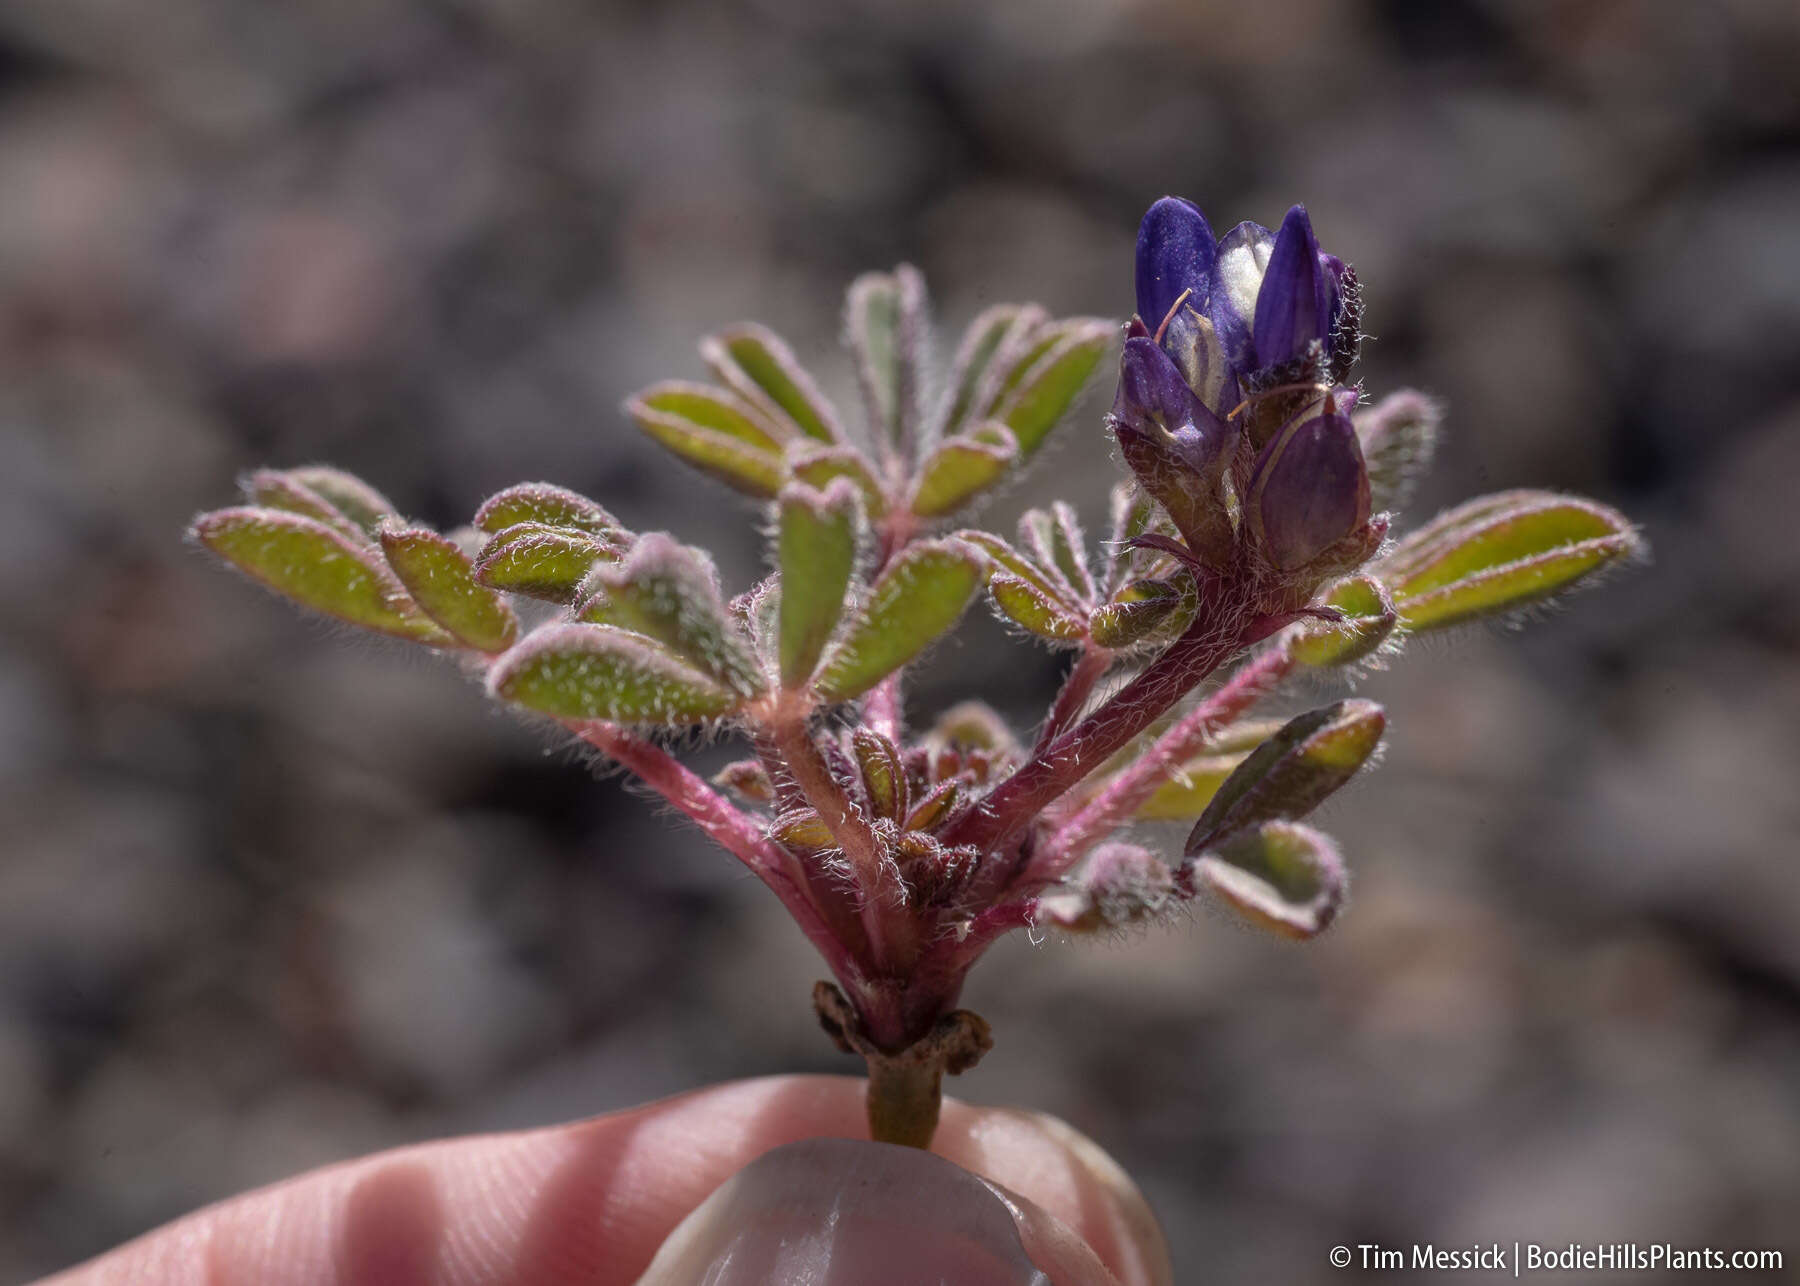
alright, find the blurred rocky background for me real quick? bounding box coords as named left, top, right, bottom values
left=3, top=0, right=1799, bottom=1279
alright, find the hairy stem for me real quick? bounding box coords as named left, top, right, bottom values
left=1033, top=646, right=1113, bottom=752
left=941, top=613, right=1247, bottom=855
left=1040, top=640, right=1296, bottom=877
left=865, top=673, right=904, bottom=743
left=770, top=717, right=916, bottom=970
left=573, top=722, right=864, bottom=986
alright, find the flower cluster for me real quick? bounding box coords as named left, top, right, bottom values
left=1114, top=200, right=1380, bottom=605
left=190, top=196, right=1641, bottom=1147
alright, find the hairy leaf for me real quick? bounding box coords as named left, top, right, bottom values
left=702, top=323, right=843, bottom=444
left=577, top=533, right=764, bottom=696
left=474, top=483, right=623, bottom=537
left=626, top=383, right=787, bottom=497
left=909, top=422, right=1019, bottom=518
left=777, top=480, right=860, bottom=687
left=1289, top=574, right=1397, bottom=667
left=1355, top=390, right=1442, bottom=514
left=991, top=319, right=1112, bottom=456
left=815, top=539, right=984, bottom=702
left=788, top=444, right=888, bottom=518
left=475, top=523, right=617, bottom=602
left=1382, top=492, right=1640, bottom=631
left=1135, top=751, right=1248, bottom=820
left=379, top=524, right=519, bottom=652
left=487, top=623, right=742, bottom=723
left=846, top=266, right=927, bottom=456
left=242, top=470, right=369, bottom=544
left=990, top=574, right=1088, bottom=642
left=1187, top=700, right=1385, bottom=854
left=935, top=304, right=1032, bottom=441
left=283, top=467, right=398, bottom=537
left=1194, top=821, right=1346, bottom=938
left=192, top=507, right=452, bottom=645
left=1090, top=574, right=1193, bottom=650
left=1036, top=842, right=1175, bottom=933
left=851, top=728, right=908, bottom=822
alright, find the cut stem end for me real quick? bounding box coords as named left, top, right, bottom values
left=813, top=981, right=994, bottom=1149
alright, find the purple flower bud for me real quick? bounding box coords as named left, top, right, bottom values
left=1112, top=337, right=1230, bottom=465
left=1110, top=337, right=1239, bottom=564
left=1249, top=407, right=1372, bottom=571
left=1252, top=206, right=1331, bottom=371
left=1135, top=196, right=1216, bottom=334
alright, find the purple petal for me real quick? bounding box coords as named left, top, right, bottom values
left=1252, top=205, right=1330, bottom=370
left=1252, top=410, right=1371, bottom=570
left=1113, top=335, right=1200, bottom=435
left=1135, top=197, right=1216, bottom=333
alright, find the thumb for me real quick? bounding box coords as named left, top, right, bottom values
left=636, top=1136, right=1126, bottom=1285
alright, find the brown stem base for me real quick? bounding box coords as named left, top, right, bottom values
left=813, top=982, right=994, bottom=1149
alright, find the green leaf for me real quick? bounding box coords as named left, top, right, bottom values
left=626, top=383, right=787, bottom=497
left=927, top=700, right=1020, bottom=757
left=1187, top=700, right=1386, bottom=854
left=770, top=807, right=836, bottom=852
left=1020, top=503, right=1095, bottom=602
left=990, top=574, right=1088, bottom=642
left=474, top=523, right=618, bottom=602
left=851, top=728, right=907, bottom=822
left=776, top=480, right=861, bottom=687
left=815, top=539, right=984, bottom=702
left=241, top=470, right=370, bottom=543
left=474, top=483, right=623, bottom=537
left=935, top=304, right=1034, bottom=441
left=283, top=467, right=398, bottom=537
left=379, top=524, right=519, bottom=652
left=956, top=530, right=1078, bottom=606
left=1194, top=821, right=1346, bottom=939
left=1089, top=575, right=1191, bottom=650
left=903, top=778, right=960, bottom=832
left=1382, top=492, right=1641, bottom=631
left=990, top=319, right=1112, bottom=456
left=192, top=507, right=453, bottom=645
left=1289, top=574, right=1398, bottom=667
left=487, top=623, right=742, bottom=723
left=713, top=758, right=775, bottom=803
left=846, top=266, right=927, bottom=456
left=1135, top=752, right=1248, bottom=820
left=702, top=323, right=843, bottom=444
left=788, top=444, right=888, bottom=518
left=909, top=423, right=1019, bottom=518
left=576, top=533, right=765, bottom=697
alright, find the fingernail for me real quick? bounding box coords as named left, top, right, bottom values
left=635, top=1137, right=1051, bottom=1285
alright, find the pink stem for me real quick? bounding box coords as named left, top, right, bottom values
left=865, top=674, right=904, bottom=743
left=573, top=721, right=864, bottom=987
left=769, top=717, right=917, bottom=971
left=1033, top=647, right=1112, bottom=752
left=940, top=614, right=1246, bottom=856
left=1037, top=640, right=1296, bottom=878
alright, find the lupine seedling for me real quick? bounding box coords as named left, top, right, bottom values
left=192, top=197, right=1642, bottom=1148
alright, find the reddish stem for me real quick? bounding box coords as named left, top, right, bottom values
left=1032, top=646, right=1113, bottom=752
left=940, top=614, right=1248, bottom=856
left=865, top=674, right=904, bottom=743
left=1038, top=640, right=1296, bottom=878
left=573, top=721, right=865, bottom=988
left=769, top=717, right=917, bottom=971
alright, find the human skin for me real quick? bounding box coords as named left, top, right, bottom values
left=37, top=1075, right=1172, bottom=1286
